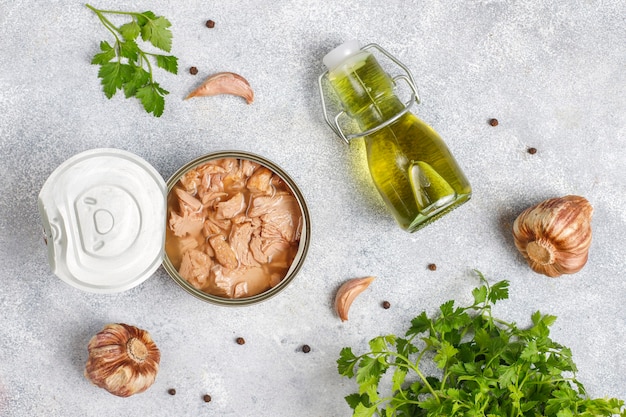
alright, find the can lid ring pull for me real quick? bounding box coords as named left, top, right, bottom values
left=318, top=43, right=421, bottom=144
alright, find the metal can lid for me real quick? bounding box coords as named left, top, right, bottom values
left=38, top=148, right=166, bottom=293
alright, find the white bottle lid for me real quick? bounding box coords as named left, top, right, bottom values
left=322, top=40, right=361, bottom=71
left=38, top=148, right=166, bottom=293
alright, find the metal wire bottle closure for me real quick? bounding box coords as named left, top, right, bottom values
left=318, top=43, right=421, bottom=144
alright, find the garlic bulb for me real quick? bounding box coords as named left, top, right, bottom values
left=512, top=195, right=593, bottom=277
left=85, top=323, right=160, bottom=397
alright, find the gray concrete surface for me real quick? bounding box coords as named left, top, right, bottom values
left=1, top=1, right=625, bottom=416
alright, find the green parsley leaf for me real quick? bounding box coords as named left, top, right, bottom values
left=406, top=311, right=430, bottom=337
left=91, top=41, right=115, bottom=65
left=123, top=65, right=150, bottom=98
left=119, top=40, right=139, bottom=61
left=97, top=62, right=125, bottom=98
left=337, top=347, right=358, bottom=378
left=488, top=279, right=510, bottom=303
left=139, top=14, right=173, bottom=52
left=86, top=4, right=177, bottom=117
left=434, top=340, right=458, bottom=368
left=345, top=393, right=366, bottom=410
left=119, top=21, right=141, bottom=41
left=338, top=271, right=626, bottom=417
left=472, top=284, right=488, bottom=305
left=156, top=54, right=178, bottom=74
left=136, top=83, right=167, bottom=117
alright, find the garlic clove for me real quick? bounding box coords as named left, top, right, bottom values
left=334, top=276, right=375, bottom=322
left=85, top=323, right=160, bottom=397
left=185, top=72, right=254, bottom=103
left=512, top=195, right=593, bottom=277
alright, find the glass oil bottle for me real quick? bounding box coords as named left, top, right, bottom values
left=318, top=40, right=471, bottom=232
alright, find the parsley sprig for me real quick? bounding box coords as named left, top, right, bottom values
left=86, top=4, right=178, bottom=117
left=338, top=271, right=626, bottom=416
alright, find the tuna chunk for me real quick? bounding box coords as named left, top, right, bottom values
left=201, top=191, right=228, bottom=206
left=174, top=187, right=203, bottom=212
left=179, top=249, right=212, bottom=290
left=177, top=236, right=199, bottom=254
left=260, top=237, right=291, bottom=262
left=241, top=159, right=259, bottom=177
left=198, top=163, right=227, bottom=177
left=246, top=167, right=274, bottom=194
left=249, top=234, right=268, bottom=264
left=209, top=265, right=270, bottom=298
left=230, top=222, right=260, bottom=267
left=209, top=234, right=239, bottom=269
left=216, top=192, right=245, bottom=219
left=249, top=193, right=302, bottom=242
left=169, top=210, right=204, bottom=237
left=203, top=213, right=231, bottom=236
left=169, top=187, right=205, bottom=237
left=180, top=169, right=201, bottom=193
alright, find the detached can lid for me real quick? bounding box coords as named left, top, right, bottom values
left=38, top=148, right=167, bottom=294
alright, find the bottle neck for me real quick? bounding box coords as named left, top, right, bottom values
left=328, top=52, right=405, bottom=132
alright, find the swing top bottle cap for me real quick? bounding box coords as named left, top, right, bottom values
left=323, top=40, right=361, bottom=70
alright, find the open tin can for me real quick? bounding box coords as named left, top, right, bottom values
left=38, top=148, right=310, bottom=306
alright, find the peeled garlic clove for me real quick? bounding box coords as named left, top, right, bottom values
left=185, top=72, right=254, bottom=103
left=512, top=195, right=593, bottom=277
left=334, top=276, right=375, bottom=321
left=85, top=323, right=160, bottom=397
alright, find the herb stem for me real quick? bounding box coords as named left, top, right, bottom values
left=87, top=5, right=121, bottom=44
left=138, top=50, right=154, bottom=83
left=85, top=4, right=144, bottom=20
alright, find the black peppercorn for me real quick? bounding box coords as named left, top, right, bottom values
left=206, top=19, right=215, bottom=28
left=236, top=337, right=246, bottom=345
left=489, top=118, right=499, bottom=127
left=189, top=66, right=198, bottom=75
left=168, top=388, right=176, bottom=395
left=302, top=345, right=311, bottom=353
left=203, top=394, right=212, bottom=402
left=382, top=301, right=391, bottom=309
left=528, top=147, right=537, bottom=154
left=428, top=263, right=437, bottom=271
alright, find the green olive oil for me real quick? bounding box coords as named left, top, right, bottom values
left=327, top=50, right=471, bottom=232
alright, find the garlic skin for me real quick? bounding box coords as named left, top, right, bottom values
left=85, top=323, right=160, bottom=397
left=334, top=276, right=375, bottom=321
left=512, top=195, right=593, bottom=277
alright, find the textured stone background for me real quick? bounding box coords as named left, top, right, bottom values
left=0, top=0, right=625, bottom=416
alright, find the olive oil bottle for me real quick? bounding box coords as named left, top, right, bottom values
left=320, top=41, right=471, bottom=232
